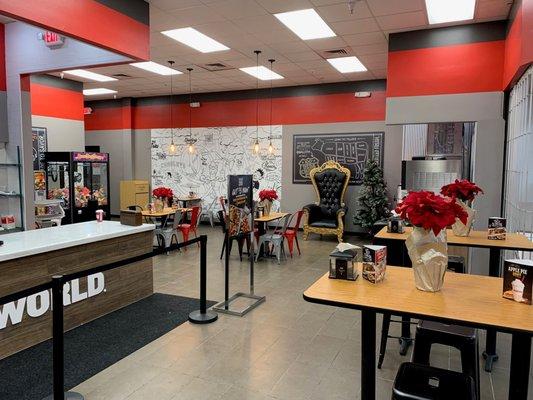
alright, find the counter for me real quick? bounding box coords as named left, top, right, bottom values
left=0, top=221, right=155, bottom=359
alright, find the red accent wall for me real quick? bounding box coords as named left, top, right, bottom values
left=85, top=91, right=386, bottom=131
left=30, top=83, right=84, bottom=121
left=0, top=0, right=149, bottom=60
left=503, top=0, right=533, bottom=89
left=387, top=41, right=505, bottom=97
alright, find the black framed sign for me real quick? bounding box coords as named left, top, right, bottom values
left=32, top=127, right=48, bottom=171
left=292, top=132, right=384, bottom=186
left=227, top=174, right=253, bottom=237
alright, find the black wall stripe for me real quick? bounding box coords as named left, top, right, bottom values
left=389, top=21, right=507, bottom=52
left=86, top=79, right=387, bottom=109
left=31, top=74, right=83, bottom=92
left=94, top=0, right=149, bottom=25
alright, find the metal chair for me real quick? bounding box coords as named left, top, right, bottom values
left=218, top=210, right=248, bottom=261
left=200, top=197, right=217, bottom=227
left=283, top=210, right=304, bottom=257
left=178, top=206, right=202, bottom=249
left=154, top=210, right=182, bottom=250
left=255, top=213, right=292, bottom=264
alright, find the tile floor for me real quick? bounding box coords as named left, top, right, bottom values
left=73, top=226, right=531, bottom=400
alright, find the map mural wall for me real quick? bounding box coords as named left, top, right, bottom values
left=292, top=132, right=384, bottom=185
left=151, top=126, right=282, bottom=209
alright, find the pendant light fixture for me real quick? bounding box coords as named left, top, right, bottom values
left=184, top=67, right=197, bottom=154
left=268, top=58, right=275, bottom=156
left=252, top=50, right=261, bottom=155
left=167, top=60, right=177, bottom=155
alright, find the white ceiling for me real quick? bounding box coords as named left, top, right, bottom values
left=76, top=0, right=512, bottom=98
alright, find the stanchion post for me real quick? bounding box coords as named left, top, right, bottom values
left=189, top=235, right=218, bottom=324
left=44, top=276, right=84, bottom=400
left=52, top=275, right=64, bottom=400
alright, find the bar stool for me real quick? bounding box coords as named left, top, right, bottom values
left=377, top=256, right=466, bottom=369
left=412, top=320, right=480, bottom=399
left=393, top=362, right=476, bottom=400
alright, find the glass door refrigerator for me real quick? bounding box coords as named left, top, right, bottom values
left=44, top=152, right=110, bottom=224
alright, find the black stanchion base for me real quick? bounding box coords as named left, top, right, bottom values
left=43, top=391, right=84, bottom=400
left=188, top=310, right=218, bottom=324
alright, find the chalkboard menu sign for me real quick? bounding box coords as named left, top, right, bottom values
left=227, top=175, right=253, bottom=237
left=292, top=132, right=384, bottom=185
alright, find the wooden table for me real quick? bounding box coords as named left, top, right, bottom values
left=374, top=226, right=533, bottom=371
left=304, top=267, right=532, bottom=400
left=141, top=207, right=191, bottom=226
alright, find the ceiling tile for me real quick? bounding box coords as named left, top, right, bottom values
left=376, top=11, right=427, bottom=31
left=475, top=0, right=512, bottom=20
left=206, top=0, right=268, bottom=18
left=149, top=0, right=204, bottom=12
left=351, top=42, right=388, bottom=56
left=305, top=36, right=348, bottom=51
left=343, top=31, right=387, bottom=46
left=286, top=51, right=324, bottom=62
left=255, top=0, right=315, bottom=14
left=366, top=0, right=425, bottom=17
left=330, top=17, right=381, bottom=35
left=316, top=2, right=373, bottom=23
left=168, top=5, right=227, bottom=26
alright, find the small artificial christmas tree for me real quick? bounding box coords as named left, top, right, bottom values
left=354, top=160, right=391, bottom=232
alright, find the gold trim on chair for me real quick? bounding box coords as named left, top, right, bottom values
left=303, top=161, right=351, bottom=243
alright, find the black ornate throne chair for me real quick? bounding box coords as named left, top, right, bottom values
left=303, top=161, right=351, bottom=242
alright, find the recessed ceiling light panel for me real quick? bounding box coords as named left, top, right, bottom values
left=130, top=61, right=182, bottom=75
left=425, top=0, right=475, bottom=24
left=63, top=69, right=117, bottom=82
left=83, top=88, right=117, bottom=96
left=274, top=9, right=336, bottom=40
left=327, top=56, right=367, bottom=73
left=161, top=27, right=230, bottom=53
left=239, top=66, right=284, bottom=81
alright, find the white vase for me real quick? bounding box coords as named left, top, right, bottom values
left=406, top=226, right=448, bottom=292
left=452, top=200, right=476, bottom=237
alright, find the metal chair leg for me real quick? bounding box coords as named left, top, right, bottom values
left=378, top=313, right=391, bottom=369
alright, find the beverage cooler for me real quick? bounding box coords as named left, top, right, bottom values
left=44, top=152, right=110, bottom=224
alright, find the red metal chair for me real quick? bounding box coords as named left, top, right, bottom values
left=178, top=206, right=201, bottom=248
left=283, top=210, right=304, bottom=257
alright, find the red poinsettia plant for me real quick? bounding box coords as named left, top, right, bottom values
left=152, top=186, right=174, bottom=199
left=258, top=189, right=278, bottom=202
left=395, top=191, right=468, bottom=235
left=440, top=179, right=484, bottom=203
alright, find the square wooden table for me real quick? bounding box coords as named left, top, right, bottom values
left=141, top=207, right=191, bottom=226
left=374, top=226, right=533, bottom=371
left=304, top=267, right=532, bottom=400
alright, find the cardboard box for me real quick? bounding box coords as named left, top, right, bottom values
left=488, top=217, right=506, bottom=240
left=362, top=245, right=387, bottom=283
left=502, top=259, right=532, bottom=305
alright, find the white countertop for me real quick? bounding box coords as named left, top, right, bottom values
left=0, top=221, right=154, bottom=262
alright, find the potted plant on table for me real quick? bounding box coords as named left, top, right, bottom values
left=258, top=189, right=278, bottom=216
left=395, top=191, right=467, bottom=292
left=152, top=187, right=174, bottom=212
left=440, top=179, right=483, bottom=237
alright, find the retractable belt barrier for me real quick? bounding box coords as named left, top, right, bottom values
left=0, top=234, right=217, bottom=400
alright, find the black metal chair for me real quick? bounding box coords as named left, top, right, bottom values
left=392, top=362, right=476, bottom=400
left=412, top=321, right=480, bottom=400
left=218, top=210, right=248, bottom=261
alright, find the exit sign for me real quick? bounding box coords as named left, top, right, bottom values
left=40, top=31, right=65, bottom=49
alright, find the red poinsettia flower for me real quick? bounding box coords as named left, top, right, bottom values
left=395, top=191, right=468, bottom=235
left=259, top=189, right=278, bottom=202
left=152, top=187, right=174, bottom=199
left=440, top=179, right=483, bottom=202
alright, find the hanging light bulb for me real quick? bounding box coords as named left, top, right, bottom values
left=267, top=58, right=275, bottom=156
left=252, top=138, right=260, bottom=155
left=167, top=60, right=177, bottom=155
left=169, top=140, right=177, bottom=154
left=252, top=50, right=262, bottom=155
left=185, top=67, right=197, bottom=155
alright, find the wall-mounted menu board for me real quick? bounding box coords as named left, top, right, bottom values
left=292, top=132, right=384, bottom=185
